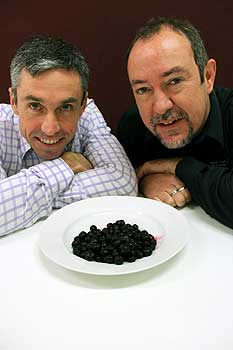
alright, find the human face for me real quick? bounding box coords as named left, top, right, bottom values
left=128, top=28, right=216, bottom=148
left=9, top=68, right=87, bottom=159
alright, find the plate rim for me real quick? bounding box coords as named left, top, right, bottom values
left=38, top=196, right=190, bottom=275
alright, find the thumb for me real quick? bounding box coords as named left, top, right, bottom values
left=135, top=166, right=144, bottom=180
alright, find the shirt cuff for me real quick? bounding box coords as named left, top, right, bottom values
left=30, top=158, right=74, bottom=194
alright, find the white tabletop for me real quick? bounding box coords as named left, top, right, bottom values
left=1, top=203, right=233, bottom=350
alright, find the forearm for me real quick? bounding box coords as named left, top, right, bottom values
left=136, top=158, right=182, bottom=179
left=176, top=156, right=233, bottom=228
left=85, top=133, right=138, bottom=197
left=0, top=159, right=73, bottom=236
left=53, top=159, right=138, bottom=207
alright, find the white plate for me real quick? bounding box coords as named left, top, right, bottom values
left=38, top=196, right=190, bottom=275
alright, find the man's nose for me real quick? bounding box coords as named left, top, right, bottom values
left=152, top=91, right=173, bottom=116
left=41, top=112, right=61, bottom=135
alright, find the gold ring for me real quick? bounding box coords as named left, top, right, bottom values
left=177, top=186, right=185, bottom=193
left=170, top=186, right=186, bottom=196
left=170, top=189, right=179, bottom=196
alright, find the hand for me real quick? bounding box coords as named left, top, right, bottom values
left=60, top=151, right=93, bottom=174
left=136, top=158, right=182, bottom=180
left=139, top=173, right=191, bottom=208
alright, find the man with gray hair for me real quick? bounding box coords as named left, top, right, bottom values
left=0, top=35, right=137, bottom=236
left=117, top=16, right=233, bottom=229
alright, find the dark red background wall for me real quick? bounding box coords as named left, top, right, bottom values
left=1, top=0, right=232, bottom=133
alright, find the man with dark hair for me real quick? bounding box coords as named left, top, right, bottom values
left=0, top=35, right=137, bottom=236
left=117, top=16, right=233, bottom=229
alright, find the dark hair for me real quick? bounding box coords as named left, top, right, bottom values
left=10, top=35, right=89, bottom=103
left=127, top=16, right=208, bottom=82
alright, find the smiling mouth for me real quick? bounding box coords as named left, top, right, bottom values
left=159, top=116, right=183, bottom=126
left=151, top=114, right=184, bottom=128
left=38, top=138, right=61, bottom=145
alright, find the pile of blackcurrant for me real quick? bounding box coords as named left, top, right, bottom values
left=72, top=220, right=157, bottom=265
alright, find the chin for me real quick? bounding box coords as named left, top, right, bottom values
left=161, top=136, right=191, bottom=149
left=156, top=128, right=193, bottom=149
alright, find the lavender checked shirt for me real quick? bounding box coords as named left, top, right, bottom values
left=0, top=99, right=137, bottom=236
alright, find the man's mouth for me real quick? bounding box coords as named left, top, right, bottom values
left=38, top=138, right=61, bottom=145
left=158, top=115, right=183, bottom=125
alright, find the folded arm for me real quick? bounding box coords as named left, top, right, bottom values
left=137, top=155, right=233, bottom=229
left=136, top=158, right=191, bottom=208
left=0, top=159, right=74, bottom=236
left=176, top=156, right=233, bottom=229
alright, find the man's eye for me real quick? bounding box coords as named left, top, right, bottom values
left=135, top=87, right=151, bottom=95
left=29, top=102, right=41, bottom=110
left=168, top=78, right=183, bottom=86
left=60, top=104, right=73, bottom=111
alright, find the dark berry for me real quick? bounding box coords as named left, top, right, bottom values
left=71, top=220, right=157, bottom=265
left=103, top=255, right=114, bottom=264
left=84, top=251, right=95, bottom=261
left=114, top=256, right=124, bottom=265
left=126, top=256, right=136, bottom=263
left=143, top=248, right=153, bottom=257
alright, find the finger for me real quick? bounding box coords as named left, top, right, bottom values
left=172, top=191, right=186, bottom=207
left=184, top=190, right=192, bottom=203
left=135, top=167, right=143, bottom=180
left=172, top=189, right=191, bottom=207
left=153, top=196, right=161, bottom=202
left=156, top=192, right=177, bottom=207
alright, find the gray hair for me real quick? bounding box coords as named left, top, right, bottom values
left=10, top=35, right=89, bottom=103
left=127, top=17, right=208, bottom=83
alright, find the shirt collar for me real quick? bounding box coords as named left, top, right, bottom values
left=14, top=116, right=32, bottom=158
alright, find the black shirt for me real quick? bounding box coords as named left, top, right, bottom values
left=117, top=87, right=233, bottom=229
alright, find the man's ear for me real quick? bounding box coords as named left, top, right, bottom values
left=204, top=59, right=216, bottom=94
left=8, top=87, right=18, bottom=114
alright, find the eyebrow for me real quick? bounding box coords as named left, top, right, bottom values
left=24, top=95, right=79, bottom=104
left=161, top=66, right=187, bottom=77
left=130, top=66, right=187, bottom=86
left=60, top=97, right=79, bottom=104
left=131, top=79, right=147, bottom=87
left=24, top=95, right=43, bottom=102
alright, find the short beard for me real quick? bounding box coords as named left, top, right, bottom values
left=150, top=110, right=194, bottom=149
